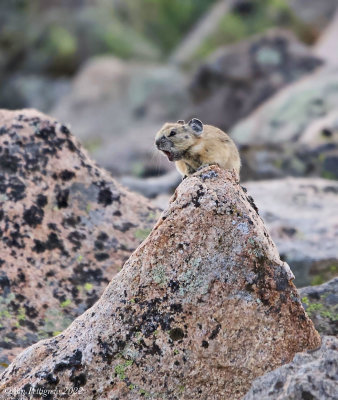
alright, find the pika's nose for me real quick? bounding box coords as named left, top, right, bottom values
left=155, top=137, right=163, bottom=147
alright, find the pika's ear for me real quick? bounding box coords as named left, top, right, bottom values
left=188, top=118, right=203, bottom=135
left=177, top=120, right=185, bottom=125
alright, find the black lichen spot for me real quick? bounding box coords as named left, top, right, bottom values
left=0, top=272, right=10, bottom=296
left=247, top=195, right=259, bottom=214
left=97, top=232, right=108, bottom=241
left=68, top=231, right=85, bottom=251
left=169, top=328, right=184, bottom=341
left=201, top=340, right=209, bottom=348
left=98, top=188, right=113, bottom=206
left=97, top=336, right=115, bottom=364
left=24, top=304, right=38, bottom=318
left=201, top=170, right=218, bottom=181
left=113, top=221, right=136, bottom=232
left=36, top=194, right=48, bottom=208
left=60, top=170, right=75, bottom=181
left=144, top=341, right=162, bottom=356
left=67, top=139, right=76, bottom=152
left=63, top=214, right=80, bottom=227
left=170, top=303, right=183, bottom=313
left=274, top=380, right=284, bottom=391
left=54, top=349, right=82, bottom=373
left=22, top=383, right=32, bottom=395
left=301, top=391, right=316, bottom=400
left=23, top=205, right=44, bottom=228
left=0, top=154, right=20, bottom=173
left=45, top=373, right=59, bottom=386
left=32, top=233, right=65, bottom=253
left=35, top=125, right=56, bottom=141
left=60, top=125, right=70, bottom=136
left=17, top=270, right=26, bottom=282
left=2, top=176, right=26, bottom=201
left=191, top=185, right=205, bottom=207
left=94, top=253, right=109, bottom=262
left=209, top=324, right=221, bottom=340
left=56, top=188, right=69, bottom=208
left=70, top=265, right=106, bottom=286
left=274, top=267, right=289, bottom=292
left=168, top=280, right=180, bottom=293
left=70, top=372, right=87, bottom=387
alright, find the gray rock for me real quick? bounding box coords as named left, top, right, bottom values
left=289, top=0, right=338, bottom=30
left=244, top=178, right=338, bottom=287
left=231, top=66, right=338, bottom=180
left=0, top=74, right=71, bottom=112
left=120, top=170, right=181, bottom=198
left=299, top=278, right=338, bottom=336
left=244, top=335, right=338, bottom=400
left=314, top=9, right=338, bottom=66
left=185, top=29, right=323, bottom=132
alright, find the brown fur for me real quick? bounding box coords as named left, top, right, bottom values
left=155, top=120, right=241, bottom=179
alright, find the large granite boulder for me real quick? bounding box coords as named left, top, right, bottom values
left=185, top=29, right=323, bottom=132
left=244, top=178, right=338, bottom=287
left=51, top=57, right=189, bottom=176
left=0, top=109, right=159, bottom=370
left=231, top=66, right=338, bottom=180
left=0, top=167, right=320, bottom=399
left=299, top=278, right=338, bottom=337
left=244, top=335, right=337, bottom=400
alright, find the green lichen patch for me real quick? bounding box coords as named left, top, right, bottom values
left=114, top=359, right=133, bottom=380
left=60, top=299, right=71, bottom=308
left=152, top=264, right=169, bottom=287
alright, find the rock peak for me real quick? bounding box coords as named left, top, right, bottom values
left=0, top=165, right=320, bottom=400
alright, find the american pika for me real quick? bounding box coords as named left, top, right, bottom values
left=155, top=118, right=241, bottom=179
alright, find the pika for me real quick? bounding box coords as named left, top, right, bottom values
left=155, top=118, right=241, bottom=179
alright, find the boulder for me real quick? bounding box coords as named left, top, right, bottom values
left=231, top=66, right=338, bottom=180
left=244, top=178, right=338, bottom=287
left=120, top=170, right=181, bottom=199
left=0, top=74, right=71, bottom=112
left=244, top=335, right=338, bottom=400
left=289, top=0, right=338, bottom=31
left=314, top=9, right=338, bottom=66
left=0, top=109, right=159, bottom=370
left=299, top=278, right=338, bottom=337
left=51, top=57, right=189, bottom=176
left=185, top=29, right=323, bottom=132
left=0, top=166, right=320, bottom=400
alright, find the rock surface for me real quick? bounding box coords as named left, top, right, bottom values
left=314, top=9, right=338, bottom=66
left=244, top=335, right=337, bottom=400
left=244, top=178, right=338, bottom=287
left=231, top=66, right=338, bottom=180
left=0, top=166, right=320, bottom=400
left=51, top=57, right=189, bottom=176
left=0, top=109, right=159, bottom=370
left=299, top=278, right=338, bottom=337
left=185, top=29, right=323, bottom=132
left=289, top=0, right=338, bottom=30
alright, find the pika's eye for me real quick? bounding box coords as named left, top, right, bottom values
left=168, top=130, right=176, bottom=137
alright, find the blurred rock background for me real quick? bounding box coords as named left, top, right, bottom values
left=0, top=0, right=337, bottom=287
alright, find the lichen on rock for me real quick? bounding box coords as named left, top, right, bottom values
left=0, top=109, right=159, bottom=371
left=0, top=166, right=320, bottom=400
